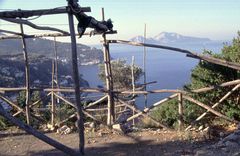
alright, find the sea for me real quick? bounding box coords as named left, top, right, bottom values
left=79, top=42, right=224, bottom=109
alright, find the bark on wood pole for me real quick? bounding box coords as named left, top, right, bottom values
left=67, top=0, right=85, bottom=154
left=53, top=37, right=60, bottom=104
left=53, top=37, right=59, bottom=89
left=0, top=7, right=91, bottom=18
left=20, top=23, right=31, bottom=125
left=51, top=60, right=56, bottom=127
left=191, top=79, right=240, bottom=93
left=0, top=95, right=24, bottom=114
left=183, top=95, right=238, bottom=123
left=185, top=83, right=240, bottom=131
left=84, top=95, right=108, bottom=109
left=178, top=93, right=183, bottom=131
left=101, top=8, right=115, bottom=126
left=125, top=94, right=178, bottom=123
left=0, top=30, right=117, bottom=40
left=0, top=104, right=79, bottom=156
left=52, top=93, right=104, bottom=125
left=131, top=56, right=136, bottom=96
left=131, top=56, right=135, bottom=125
left=108, top=40, right=240, bottom=71
left=2, top=18, right=68, bottom=34
left=143, top=23, right=148, bottom=108
left=116, top=97, right=169, bottom=129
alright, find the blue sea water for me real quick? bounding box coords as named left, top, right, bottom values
left=80, top=43, right=224, bottom=109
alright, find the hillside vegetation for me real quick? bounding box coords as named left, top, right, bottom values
left=151, top=32, right=240, bottom=128
left=0, top=54, right=89, bottom=88
left=0, top=37, right=103, bottom=65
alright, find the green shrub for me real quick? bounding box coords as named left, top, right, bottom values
left=150, top=32, right=240, bottom=128
left=150, top=100, right=178, bottom=127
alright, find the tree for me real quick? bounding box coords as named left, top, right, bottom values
left=98, top=59, right=143, bottom=90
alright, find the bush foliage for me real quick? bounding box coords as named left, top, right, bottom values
left=151, top=32, right=240, bottom=128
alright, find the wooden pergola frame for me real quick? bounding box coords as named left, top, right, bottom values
left=0, top=0, right=240, bottom=155
left=0, top=0, right=114, bottom=155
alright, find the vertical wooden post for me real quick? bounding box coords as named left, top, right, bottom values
left=53, top=37, right=59, bottom=89
left=51, top=60, right=56, bottom=128
left=67, top=0, right=85, bottom=154
left=178, top=93, right=183, bottom=131
left=53, top=37, right=60, bottom=104
left=101, top=8, right=115, bottom=126
left=131, top=56, right=135, bottom=126
left=131, top=56, right=135, bottom=95
left=143, top=23, right=147, bottom=108
left=20, top=23, right=31, bottom=125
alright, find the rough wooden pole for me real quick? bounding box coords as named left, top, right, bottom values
left=106, top=43, right=115, bottom=124
left=125, top=94, right=178, bottom=123
left=131, top=56, right=136, bottom=95
left=53, top=37, right=59, bottom=89
left=108, top=40, right=240, bottom=71
left=0, top=104, right=79, bottom=156
left=20, top=23, right=31, bottom=125
left=53, top=37, right=60, bottom=104
left=143, top=24, right=148, bottom=108
left=67, top=0, right=85, bottom=154
left=0, top=30, right=117, bottom=40
left=183, top=95, right=238, bottom=123
left=131, top=56, right=135, bottom=126
left=101, top=8, right=114, bottom=126
left=3, top=18, right=68, bottom=34
left=178, top=93, right=183, bottom=131
left=116, top=97, right=169, bottom=129
left=51, top=60, right=56, bottom=128
left=0, top=7, right=91, bottom=18
left=186, top=83, right=240, bottom=130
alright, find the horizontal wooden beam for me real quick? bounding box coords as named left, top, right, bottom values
left=0, top=29, right=23, bottom=36
left=0, top=30, right=117, bottom=40
left=1, top=18, right=68, bottom=34
left=85, top=108, right=108, bottom=111
left=1, top=79, right=239, bottom=95
left=108, top=40, right=240, bottom=71
left=118, top=89, right=185, bottom=94
left=191, top=79, right=240, bottom=93
left=186, top=53, right=240, bottom=71
left=0, top=87, right=26, bottom=92
left=44, top=87, right=106, bottom=93
left=0, top=7, right=91, bottom=18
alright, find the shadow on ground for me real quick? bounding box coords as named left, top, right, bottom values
left=25, top=137, right=213, bottom=156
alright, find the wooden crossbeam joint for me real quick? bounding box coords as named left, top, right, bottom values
left=0, top=7, right=91, bottom=18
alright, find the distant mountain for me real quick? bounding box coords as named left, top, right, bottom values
left=130, top=32, right=212, bottom=45
left=0, top=37, right=103, bottom=65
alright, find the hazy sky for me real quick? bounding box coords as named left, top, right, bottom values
left=0, top=0, right=240, bottom=45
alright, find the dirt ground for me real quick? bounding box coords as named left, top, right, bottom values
left=0, top=127, right=222, bottom=156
